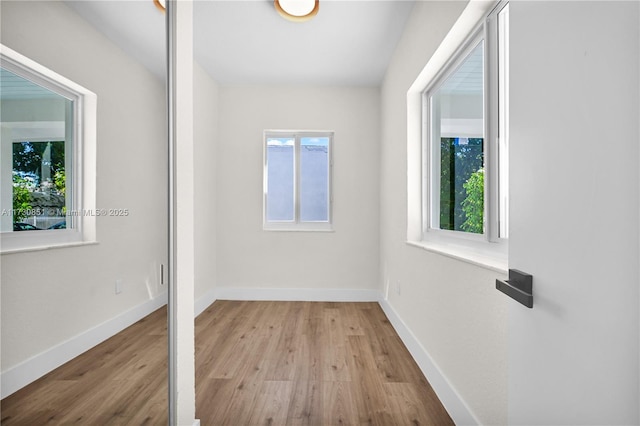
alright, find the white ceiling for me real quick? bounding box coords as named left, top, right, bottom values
left=65, top=0, right=415, bottom=86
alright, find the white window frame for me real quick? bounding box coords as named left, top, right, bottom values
left=423, top=29, right=487, bottom=244
left=263, top=130, right=333, bottom=232
left=1, top=44, right=97, bottom=253
left=409, top=1, right=509, bottom=269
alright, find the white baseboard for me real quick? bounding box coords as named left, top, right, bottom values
left=211, top=286, right=381, bottom=302
left=378, top=298, right=479, bottom=425
left=193, top=287, right=381, bottom=317
left=194, top=286, right=218, bottom=317
left=1, top=293, right=168, bottom=399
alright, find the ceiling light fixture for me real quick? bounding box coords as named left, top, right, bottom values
left=153, top=0, right=166, bottom=12
left=274, top=0, right=319, bottom=22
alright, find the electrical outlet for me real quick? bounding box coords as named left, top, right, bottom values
left=115, top=279, right=122, bottom=294
left=394, top=281, right=401, bottom=295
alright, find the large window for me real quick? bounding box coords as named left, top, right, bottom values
left=264, top=131, right=332, bottom=231
left=422, top=2, right=509, bottom=248
left=5, top=71, right=70, bottom=233
left=1, top=45, right=96, bottom=252
left=428, top=41, right=485, bottom=234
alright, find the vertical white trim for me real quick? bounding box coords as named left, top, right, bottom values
left=167, top=0, right=197, bottom=425
left=166, top=1, right=177, bottom=420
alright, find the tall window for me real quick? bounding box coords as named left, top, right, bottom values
left=1, top=45, right=96, bottom=252
left=428, top=41, right=485, bottom=234
left=423, top=2, right=509, bottom=245
left=4, top=67, right=71, bottom=233
left=264, top=131, right=332, bottom=231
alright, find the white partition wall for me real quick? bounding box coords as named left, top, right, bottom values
left=167, top=0, right=197, bottom=424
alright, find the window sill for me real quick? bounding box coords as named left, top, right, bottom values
left=406, top=239, right=507, bottom=274
left=1, top=240, right=98, bottom=255
left=263, top=227, right=335, bottom=233
left=263, top=221, right=333, bottom=232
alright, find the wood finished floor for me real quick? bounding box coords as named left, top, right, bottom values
left=1, top=306, right=168, bottom=425
left=1, top=301, right=453, bottom=425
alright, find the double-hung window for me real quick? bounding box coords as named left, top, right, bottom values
left=421, top=2, right=509, bottom=260
left=263, top=130, right=333, bottom=231
left=1, top=45, right=96, bottom=252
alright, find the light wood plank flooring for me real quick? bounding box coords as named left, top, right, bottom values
left=1, top=307, right=168, bottom=425
left=2, top=301, right=453, bottom=425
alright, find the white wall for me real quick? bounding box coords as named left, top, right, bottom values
left=508, top=2, right=639, bottom=424
left=379, top=1, right=509, bottom=424
left=216, top=85, right=380, bottom=293
left=1, top=0, right=167, bottom=382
